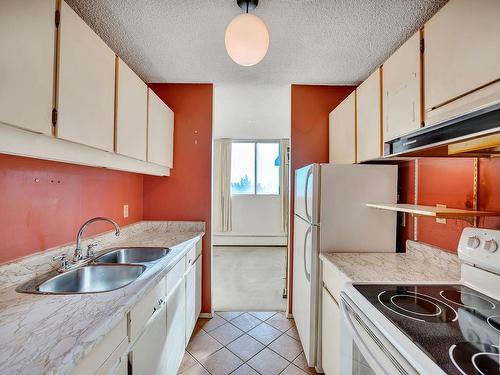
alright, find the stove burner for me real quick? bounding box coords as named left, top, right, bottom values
left=441, top=289, right=496, bottom=310
left=378, top=290, right=457, bottom=323
left=391, top=295, right=443, bottom=317
left=449, top=342, right=500, bottom=375
left=487, top=316, right=500, bottom=333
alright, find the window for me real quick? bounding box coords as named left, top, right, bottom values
left=231, top=142, right=280, bottom=195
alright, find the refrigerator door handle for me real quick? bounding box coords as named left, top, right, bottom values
left=303, top=225, right=312, bottom=282
left=304, top=166, right=313, bottom=222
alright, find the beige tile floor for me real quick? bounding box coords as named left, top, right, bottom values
left=178, top=311, right=318, bottom=375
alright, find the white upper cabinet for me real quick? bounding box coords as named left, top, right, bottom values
left=116, top=58, right=148, bottom=160
left=329, top=91, right=356, bottom=164
left=148, top=89, right=174, bottom=168
left=356, top=68, right=382, bottom=162
left=57, top=1, right=115, bottom=151
left=0, top=0, right=55, bottom=135
left=424, top=0, right=500, bottom=125
left=382, top=31, right=422, bottom=142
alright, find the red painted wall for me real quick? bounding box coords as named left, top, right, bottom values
left=398, top=157, right=500, bottom=253
left=289, top=84, right=356, bottom=311
left=0, top=155, right=143, bottom=264
left=143, top=83, right=213, bottom=313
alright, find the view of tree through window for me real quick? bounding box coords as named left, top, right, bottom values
left=231, top=142, right=280, bottom=195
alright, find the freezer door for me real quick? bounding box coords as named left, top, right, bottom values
left=294, top=164, right=319, bottom=224
left=319, top=164, right=397, bottom=253
left=293, top=214, right=318, bottom=366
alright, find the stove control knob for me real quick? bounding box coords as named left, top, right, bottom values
left=484, top=239, right=498, bottom=253
left=467, top=236, right=481, bottom=249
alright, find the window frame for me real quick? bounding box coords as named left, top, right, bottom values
left=230, top=139, right=281, bottom=196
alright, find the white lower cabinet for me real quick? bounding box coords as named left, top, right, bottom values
left=195, top=252, right=203, bottom=324
left=321, top=287, right=341, bottom=375
left=166, top=274, right=187, bottom=375
left=110, top=356, right=127, bottom=375
left=185, top=254, right=202, bottom=343
left=70, top=317, right=128, bottom=375
left=129, top=304, right=168, bottom=375
left=71, top=239, right=202, bottom=375
left=185, top=258, right=197, bottom=343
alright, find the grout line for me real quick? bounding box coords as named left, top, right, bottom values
left=187, top=312, right=305, bottom=375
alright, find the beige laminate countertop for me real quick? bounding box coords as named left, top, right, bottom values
left=0, top=221, right=204, bottom=375
left=320, top=240, right=461, bottom=284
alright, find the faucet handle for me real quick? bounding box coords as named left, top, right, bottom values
left=53, top=254, right=69, bottom=271
left=87, top=243, right=98, bottom=257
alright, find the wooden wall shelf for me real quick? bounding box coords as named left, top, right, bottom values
left=366, top=203, right=499, bottom=224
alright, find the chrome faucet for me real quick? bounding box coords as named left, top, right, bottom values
left=74, top=217, right=121, bottom=262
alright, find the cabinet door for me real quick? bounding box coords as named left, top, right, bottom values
left=424, top=0, right=500, bottom=125
left=382, top=31, right=421, bottom=142
left=148, top=89, right=174, bottom=167
left=322, top=287, right=340, bottom=375
left=109, top=357, right=127, bottom=375
left=130, top=306, right=168, bottom=375
left=356, top=68, right=382, bottom=162
left=0, top=0, right=54, bottom=134
left=166, top=276, right=186, bottom=375
left=185, top=262, right=196, bottom=343
left=195, top=254, right=202, bottom=320
left=329, top=91, right=356, bottom=164
left=57, top=1, right=115, bottom=151
left=116, top=58, right=147, bottom=160
left=129, top=277, right=166, bottom=343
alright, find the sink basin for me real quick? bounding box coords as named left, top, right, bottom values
left=94, top=247, right=170, bottom=264
left=35, top=264, right=145, bottom=294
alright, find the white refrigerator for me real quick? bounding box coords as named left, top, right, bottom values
left=292, top=164, right=398, bottom=371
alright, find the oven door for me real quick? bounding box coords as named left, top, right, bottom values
left=340, top=293, right=420, bottom=375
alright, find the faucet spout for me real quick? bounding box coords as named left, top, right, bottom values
left=74, top=217, right=121, bottom=261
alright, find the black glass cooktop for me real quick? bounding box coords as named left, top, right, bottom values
left=355, top=284, right=500, bottom=375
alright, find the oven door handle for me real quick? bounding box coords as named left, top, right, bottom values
left=340, top=298, right=390, bottom=375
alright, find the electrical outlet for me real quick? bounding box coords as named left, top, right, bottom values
left=436, top=204, right=446, bottom=224
left=123, top=204, right=129, bottom=218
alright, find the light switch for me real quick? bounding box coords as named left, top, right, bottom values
left=123, top=204, right=129, bottom=218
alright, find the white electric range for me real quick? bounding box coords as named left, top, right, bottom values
left=341, top=227, right=500, bottom=375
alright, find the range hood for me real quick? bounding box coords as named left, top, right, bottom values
left=384, top=103, right=500, bottom=158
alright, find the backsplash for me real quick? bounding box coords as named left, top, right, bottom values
left=0, top=154, right=144, bottom=263
left=398, top=157, right=500, bottom=253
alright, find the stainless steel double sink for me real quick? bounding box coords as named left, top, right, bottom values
left=17, top=247, right=170, bottom=295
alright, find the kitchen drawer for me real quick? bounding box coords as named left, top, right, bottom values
left=166, top=258, right=185, bottom=297
left=322, top=260, right=345, bottom=303
left=185, top=246, right=197, bottom=270
left=70, top=317, right=127, bottom=375
left=129, top=277, right=166, bottom=342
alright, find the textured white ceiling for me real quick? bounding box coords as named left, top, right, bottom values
left=65, top=0, right=446, bottom=85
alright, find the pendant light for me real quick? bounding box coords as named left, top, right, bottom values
left=225, top=0, right=269, bottom=66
